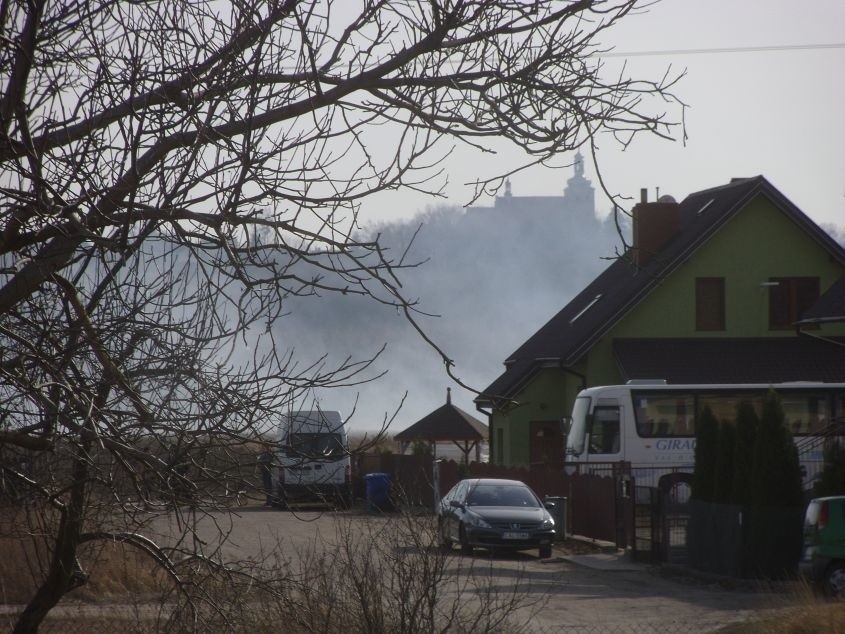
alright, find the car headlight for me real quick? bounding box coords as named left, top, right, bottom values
left=541, top=517, right=555, bottom=529
left=465, top=512, right=491, bottom=529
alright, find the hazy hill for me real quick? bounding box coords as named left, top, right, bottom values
left=272, top=195, right=623, bottom=432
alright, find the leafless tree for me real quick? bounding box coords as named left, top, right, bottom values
left=0, top=0, right=683, bottom=630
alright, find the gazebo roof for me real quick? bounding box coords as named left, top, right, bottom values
left=394, top=389, right=487, bottom=443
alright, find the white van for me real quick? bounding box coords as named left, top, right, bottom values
left=276, top=410, right=351, bottom=508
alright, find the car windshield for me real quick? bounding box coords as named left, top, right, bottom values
left=466, top=484, right=540, bottom=508
left=286, top=433, right=345, bottom=459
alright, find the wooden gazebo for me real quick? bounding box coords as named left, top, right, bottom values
left=394, top=388, right=488, bottom=463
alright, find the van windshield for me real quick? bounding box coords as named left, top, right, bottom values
left=565, top=396, right=591, bottom=456
left=287, top=433, right=345, bottom=459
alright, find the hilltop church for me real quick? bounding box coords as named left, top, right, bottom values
left=466, top=152, right=602, bottom=234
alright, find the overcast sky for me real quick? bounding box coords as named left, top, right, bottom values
left=361, top=0, right=845, bottom=231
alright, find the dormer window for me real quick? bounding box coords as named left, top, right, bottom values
left=570, top=294, right=602, bottom=324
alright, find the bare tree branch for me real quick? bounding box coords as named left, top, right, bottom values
left=0, top=1, right=684, bottom=628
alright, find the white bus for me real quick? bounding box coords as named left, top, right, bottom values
left=276, top=410, right=351, bottom=508
left=564, top=382, right=845, bottom=489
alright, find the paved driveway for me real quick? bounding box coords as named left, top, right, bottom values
left=147, top=506, right=798, bottom=633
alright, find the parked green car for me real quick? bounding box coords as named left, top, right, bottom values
left=801, top=496, right=845, bottom=597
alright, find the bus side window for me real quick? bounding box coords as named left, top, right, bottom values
left=589, top=407, right=621, bottom=455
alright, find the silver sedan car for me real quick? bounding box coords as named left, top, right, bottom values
left=437, top=478, right=556, bottom=558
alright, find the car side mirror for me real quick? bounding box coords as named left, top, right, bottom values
left=449, top=500, right=463, bottom=509
left=544, top=502, right=556, bottom=510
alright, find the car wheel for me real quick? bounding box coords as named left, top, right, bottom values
left=539, top=544, right=552, bottom=559
left=459, top=525, right=473, bottom=556
left=824, top=562, right=845, bottom=598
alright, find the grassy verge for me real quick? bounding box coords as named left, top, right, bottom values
left=0, top=508, right=168, bottom=605
left=718, top=582, right=845, bottom=633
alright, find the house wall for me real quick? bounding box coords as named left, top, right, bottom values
left=489, top=367, right=583, bottom=466
left=587, top=195, right=845, bottom=381
left=493, top=193, right=845, bottom=466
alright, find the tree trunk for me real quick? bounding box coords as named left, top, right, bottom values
left=14, top=456, right=88, bottom=633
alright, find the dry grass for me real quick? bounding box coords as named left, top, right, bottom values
left=0, top=509, right=168, bottom=605
left=3, top=612, right=161, bottom=634
left=721, top=603, right=845, bottom=633
left=718, top=582, right=845, bottom=633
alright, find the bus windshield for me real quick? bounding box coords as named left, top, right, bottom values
left=565, top=396, right=591, bottom=456
left=287, top=433, right=346, bottom=459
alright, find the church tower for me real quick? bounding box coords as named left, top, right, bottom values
left=562, top=151, right=596, bottom=219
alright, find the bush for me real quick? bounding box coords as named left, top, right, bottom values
left=692, top=406, right=719, bottom=502
left=750, top=391, right=803, bottom=509
left=713, top=421, right=736, bottom=504
left=730, top=401, right=759, bottom=506
left=157, top=513, right=542, bottom=633
left=746, top=390, right=804, bottom=578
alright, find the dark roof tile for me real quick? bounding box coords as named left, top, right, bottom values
left=613, top=337, right=845, bottom=384
left=799, top=276, right=845, bottom=324
left=394, top=403, right=488, bottom=442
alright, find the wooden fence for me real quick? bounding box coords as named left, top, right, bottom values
left=353, top=454, right=622, bottom=544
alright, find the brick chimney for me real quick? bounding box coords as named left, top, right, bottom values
left=632, top=188, right=680, bottom=267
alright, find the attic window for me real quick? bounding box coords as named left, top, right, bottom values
left=697, top=199, right=715, bottom=215
left=570, top=294, right=602, bottom=324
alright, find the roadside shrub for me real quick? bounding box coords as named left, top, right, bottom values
left=692, top=406, right=719, bottom=502
left=746, top=390, right=804, bottom=578
left=750, top=391, right=802, bottom=509
left=0, top=506, right=167, bottom=605
left=713, top=421, right=736, bottom=504
left=159, top=512, right=542, bottom=633
left=730, top=401, right=759, bottom=506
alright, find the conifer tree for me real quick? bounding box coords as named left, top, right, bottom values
left=713, top=421, right=736, bottom=504
left=692, top=406, right=719, bottom=502
left=750, top=391, right=802, bottom=508
left=730, top=401, right=759, bottom=506
left=746, top=391, right=803, bottom=577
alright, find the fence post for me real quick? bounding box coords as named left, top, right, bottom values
left=433, top=458, right=442, bottom=514
left=614, top=461, right=633, bottom=549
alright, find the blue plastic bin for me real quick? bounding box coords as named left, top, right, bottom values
left=364, top=472, right=393, bottom=512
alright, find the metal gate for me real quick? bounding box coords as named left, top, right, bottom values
left=632, top=484, right=660, bottom=563
left=659, top=472, right=692, bottom=565
left=631, top=469, right=692, bottom=564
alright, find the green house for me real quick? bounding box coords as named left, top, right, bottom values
left=476, top=176, right=845, bottom=467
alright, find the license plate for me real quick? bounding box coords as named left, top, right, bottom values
left=503, top=531, right=530, bottom=540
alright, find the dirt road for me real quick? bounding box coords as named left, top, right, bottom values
left=145, top=506, right=799, bottom=633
